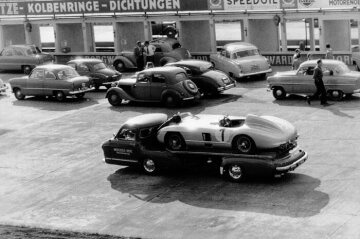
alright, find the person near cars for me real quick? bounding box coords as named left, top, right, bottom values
left=292, top=49, right=301, bottom=70
left=144, top=41, right=156, bottom=65
left=306, top=59, right=330, bottom=106
left=134, top=41, right=144, bottom=71
left=325, top=43, right=334, bottom=59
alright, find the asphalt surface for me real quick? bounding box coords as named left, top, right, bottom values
left=0, top=67, right=360, bottom=239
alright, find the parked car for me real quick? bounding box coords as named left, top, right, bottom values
left=157, top=112, right=298, bottom=155
left=102, top=113, right=308, bottom=181
left=165, top=59, right=236, bottom=95
left=106, top=66, right=200, bottom=107
left=352, top=45, right=360, bottom=71
left=0, top=78, right=7, bottom=93
left=0, top=44, right=53, bottom=74
left=67, top=58, right=121, bottom=90
left=112, top=38, right=191, bottom=72
left=9, top=64, right=93, bottom=101
left=210, top=42, right=272, bottom=80
left=268, top=59, right=360, bottom=100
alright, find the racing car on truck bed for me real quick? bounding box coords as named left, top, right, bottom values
left=102, top=113, right=308, bottom=182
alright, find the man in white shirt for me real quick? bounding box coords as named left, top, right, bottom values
left=144, top=41, right=156, bottom=65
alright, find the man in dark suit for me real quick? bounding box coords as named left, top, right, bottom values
left=307, top=59, right=331, bottom=106
left=134, top=41, right=144, bottom=71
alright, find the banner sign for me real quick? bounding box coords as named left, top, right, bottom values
left=0, top=0, right=209, bottom=16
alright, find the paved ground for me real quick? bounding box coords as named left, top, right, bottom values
left=0, top=67, right=360, bottom=239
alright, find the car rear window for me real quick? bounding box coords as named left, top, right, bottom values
left=232, top=49, right=259, bottom=59
left=57, top=68, right=79, bottom=80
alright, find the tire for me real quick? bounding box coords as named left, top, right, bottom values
left=328, top=90, right=344, bottom=101
left=163, top=93, right=180, bottom=107
left=142, top=158, right=159, bottom=175
left=14, top=88, right=25, bottom=100
left=55, top=91, right=65, bottom=102
left=182, top=80, right=198, bottom=94
left=114, top=60, right=126, bottom=72
left=165, top=133, right=186, bottom=151
left=23, top=65, right=32, bottom=75
left=107, top=91, right=122, bottom=106
left=75, top=93, right=85, bottom=99
left=272, top=87, right=286, bottom=100
left=232, top=135, right=256, bottom=154
left=225, top=164, right=245, bottom=182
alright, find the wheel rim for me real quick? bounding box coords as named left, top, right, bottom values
left=15, top=89, right=23, bottom=99
left=276, top=89, right=283, bottom=97
left=56, top=92, right=64, bottom=101
left=143, top=158, right=156, bottom=173
left=24, top=66, right=31, bottom=74
left=168, top=135, right=183, bottom=150
left=228, top=165, right=243, bottom=180
left=110, top=93, right=119, bottom=103
left=331, top=90, right=343, bottom=100
left=236, top=137, right=251, bottom=153
left=116, top=61, right=124, bottom=71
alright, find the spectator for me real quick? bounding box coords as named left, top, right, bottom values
left=143, top=41, right=156, bottom=65
left=307, top=52, right=312, bottom=61
left=292, top=49, right=301, bottom=70
left=134, top=41, right=144, bottom=71
left=325, top=43, right=334, bottom=59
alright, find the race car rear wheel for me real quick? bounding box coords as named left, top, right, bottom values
left=165, top=133, right=186, bottom=151
left=107, top=91, right=122, bottom=106
left=142, top=158, right=159, bottom=175
left=272, top=87, right=286, bottom=100
left=226, top=164, right=245, bottom=182
left=233, top=135, right=256, bottom=154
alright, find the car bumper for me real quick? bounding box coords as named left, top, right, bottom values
left=239, top=68, right=272, bottom=78
left=353, top=89, right=360, bottom=93
left=274, top=148, right=308, bottom=173
left=69, top=87, right=94, bottom=95
left=217, top=82, right=236, bottom=91
left=182, top=92, right=201, bottom=101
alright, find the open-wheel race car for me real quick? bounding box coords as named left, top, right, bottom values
left=102, top=113, right=307, bottom=182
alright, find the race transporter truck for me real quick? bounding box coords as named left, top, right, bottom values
left=102, top=113, right=308, bottom=182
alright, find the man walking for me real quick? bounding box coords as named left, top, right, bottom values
left=307, top=59, right=331, bottom=106
left=134, top=41, right=144, bottom=71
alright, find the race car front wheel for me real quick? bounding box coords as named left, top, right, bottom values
left=226, top=164, right=245, bottom=182
left=165, top=133, right=186, bottom=151
left=233, top=135, right=256, bottom=154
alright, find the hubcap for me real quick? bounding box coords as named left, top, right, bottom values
left=166, top=96, right=174, bottom=104
left=16, top=90, right=22, bottom=97
left=229, top=165, right=242, bottom=180
left=110, top=94, right=118, bottom=102
left=169, top=136, right=181, bottom=150
left=117, top=62, right=124, bottom=69
left=143, top=159, right=155, bottom=173
left=332, top=91, right=339, bottom=97
left=237, top=138, right=251, bottom=152
left=276, top=89, right=283, bottom=96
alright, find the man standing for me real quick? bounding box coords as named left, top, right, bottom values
left=307, top=59, right=330, bottom=106
left=325, top=43, right=334, bottom=59
left=292, top=49, right=301, bottom=70
left=134, top=41, right=144, bottom=71
left=144, top=41, right=156, bottom=66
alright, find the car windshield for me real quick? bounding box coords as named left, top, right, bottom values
left=26, top=46, right=41, bottom=55
left=93, top=62, right=107, bottom=71
left=57, top=68, right=79, bottom=80
left=232, top=49, right=259, bottom=59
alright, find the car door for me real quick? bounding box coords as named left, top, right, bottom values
left=131, top=73, right=151, bottom=100
left=43, top=70, right=57, bottom=95
left=150, top=73, right=167, bottom=100
left=293, top=66, right=316, bottom=94
left=104, top=128, right=137, bottom=162
left=25, top=69, right=44, bottom=95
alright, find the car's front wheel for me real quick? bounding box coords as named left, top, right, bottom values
left=165, top=133, right=186, bottom=151
left=142, top=158, right=159, bottom=175
left=233, top=135, right=256, bottom=154
left=225, top=164, right=245, bottom=182
left=55, top=91, right=65, bottom=102
left=107, top=91, right=122, bottom=106
left=272, top=87, right=286, bottom=100
left=328, top=90, right=344, bottom=101
left=14, top=88, right=25, bottom=100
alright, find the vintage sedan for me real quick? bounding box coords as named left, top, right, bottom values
left=102, top=113, right=307, bottom=181
left=157, top=112, right=298, bottom=155
left=166, top=59, right=236, bottom=95
left=0, top=78, right=7, bottom=94
left=9, top=64, right=93, bottom=101
left=67, top=58, right=121, bottom=90
left=106, top=66, right=200, bottom=107
left=112, top=38, right=191, bottom=72
left=210, top=42, right=272, bottom=80
left=268, top=59, right=360, bottom=100
left=0, top=44, right=53, bottom=74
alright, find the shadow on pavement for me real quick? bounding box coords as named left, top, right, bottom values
left=107, top=166, right=329, bottom=218
left=12, top=96, right=99, bottom=111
